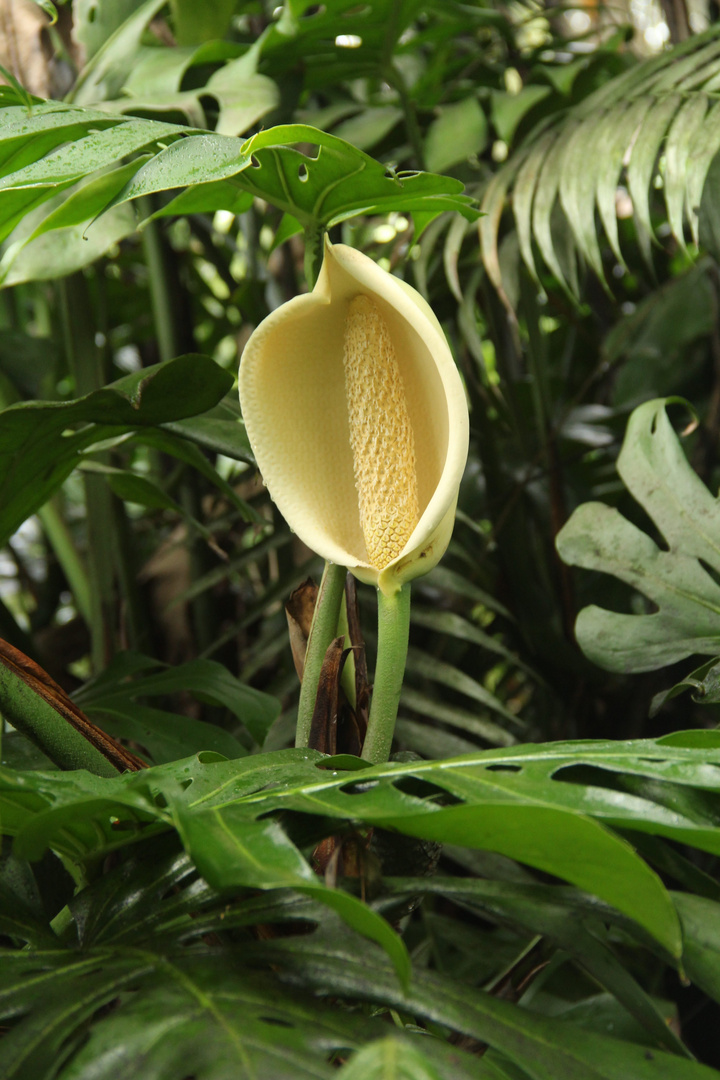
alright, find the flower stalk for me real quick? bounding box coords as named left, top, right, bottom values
left=361, top=583, right=412, bottom=764
left=295, top=560, right=347, bottom=749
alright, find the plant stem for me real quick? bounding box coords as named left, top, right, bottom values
left=143, top=207, right=221, bottom=654
left=0, top=663, right=121, bottom=777
left=295, top=561, right=346, bottom=748
left=336, top=586, right=356, bottom=710
left=388, top=67, right=425, bottom=171
left=59, top=275, right=116, bottom=671
left=37, top=501, right=92, bottom=628
left=142, top=211, right=182, bottom=363
left=362, top=584, right=411, bottom=764
left=304, top=224, right=325, bottom=290
left=50, top=904, right=75, bottom=940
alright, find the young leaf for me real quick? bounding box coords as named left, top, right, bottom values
left=341, top=1037, right=443, bottom=1080
left=118, top=124, right=480, bottom=232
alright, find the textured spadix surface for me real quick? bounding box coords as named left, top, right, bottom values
left=238, top=240, right=469, bottom=594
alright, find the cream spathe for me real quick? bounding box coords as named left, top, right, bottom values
left=238, top=239, right=469, bottom=595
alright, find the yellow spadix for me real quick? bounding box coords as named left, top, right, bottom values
left=238, top=239, right=469, bottom=596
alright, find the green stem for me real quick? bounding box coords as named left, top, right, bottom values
left=50, top=903, right=76, bottom=940
left=37, top=501, right=92, bottom=627
left=142, top=211, right=181, bottom=363
left=362, top=584, right=411, bottom=764
left=304, top=225, right=325, bottom=291
left=295, top=561, right=346, bottom=748
left=144, top=206, right=221, bottom=653
left=388, top=66, right=425, bottom=171
left=337, top=586, right=356, bottom=710
left=0, top=662, right=121, bottom=777
left=59, top=275, right=116, bottom=671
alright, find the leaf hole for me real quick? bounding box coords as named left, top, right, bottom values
left=339, top=779, right=378, bottom=795
left=298, top=162, right=309, bottom=182
left=484, top=763, right=522, bottom=773
left=343, top=4, right=371, bottom=15
left=87, top=4, right=96, bottom=23
left=250, top=155, right=260, bottom=168
left=551, top=764, right=624, bottom=790
left=259, top=1015, right=295, bottom=1028
left=299, top=3, right=326, bottom=16
left=391, top=776, right=461, bottom=804
left=335, top=33, right=363, bottom=47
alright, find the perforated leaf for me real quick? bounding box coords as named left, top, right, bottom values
left=2, top=735, right=703, bottom=958
left=557, top=398, right=720, bottom=672
left=0, top=89, right=477, bottom=264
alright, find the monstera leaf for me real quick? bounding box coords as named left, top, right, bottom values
left=8, top=736, right=720, bottom=1073
left=556, top=398, right=720, bottom=673
left=0, top=89, right=477, bottom=283
left=0, top=741, right=690, bottom=958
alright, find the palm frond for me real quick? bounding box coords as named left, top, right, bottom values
left=481, top=25, right=720, bottom=298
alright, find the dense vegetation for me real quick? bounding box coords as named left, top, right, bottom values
left=2, top=0, right=720, bottom=1075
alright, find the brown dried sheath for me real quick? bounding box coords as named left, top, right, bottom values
left=307, top=636, right=347, bottom=757
left=0, top=638, right=146, bottom=775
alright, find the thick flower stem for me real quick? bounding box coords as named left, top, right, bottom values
left=296, top=561, right=347, bottom=748
left=362, top=584, right=411, bottom=764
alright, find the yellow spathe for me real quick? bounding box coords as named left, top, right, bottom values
left=238, top=239, right=469, bottom=595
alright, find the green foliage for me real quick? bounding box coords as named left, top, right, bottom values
left=0, top=95, right=477, bottom=283
left=557, top=399, right=720, bottom=672
left=14, top=738, right=720, bottom=957
left=0, top=354, right=233, bottom=546
left=74, top=650, right=280, bottom=756
left=481, top=23, right=720, bottom=295
left=2, top=0, right=720, bottom=1075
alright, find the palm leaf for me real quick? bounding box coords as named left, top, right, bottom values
left=481, top=24, right=720, bottom=297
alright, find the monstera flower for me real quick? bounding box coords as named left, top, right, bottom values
left=238, top=240, right=469, bottom=596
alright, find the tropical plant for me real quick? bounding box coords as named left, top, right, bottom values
left=2, top=1, right=720, bottom=1077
